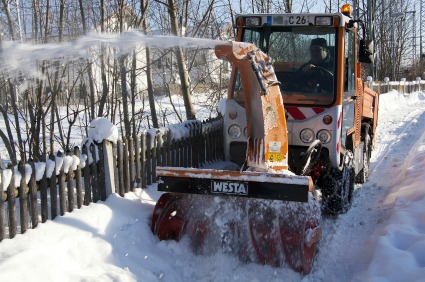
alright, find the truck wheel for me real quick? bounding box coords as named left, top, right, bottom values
left=321, top=164, right=354, bottom=215
left=356, top=127, right=371, bottom=184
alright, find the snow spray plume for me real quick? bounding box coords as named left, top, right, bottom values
left=0, top=30, right=226, bottom=78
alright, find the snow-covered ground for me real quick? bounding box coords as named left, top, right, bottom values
left=0, top=90, right=425, bottom=281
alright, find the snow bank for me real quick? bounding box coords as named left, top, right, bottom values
left=355, top=121, right=425, bottom=282
left=344, top=90, right=425, bottom=282
left=379, top=90, right=425, bottom=112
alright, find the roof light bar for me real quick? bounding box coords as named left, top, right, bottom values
left=341, top=4, right=352, bottom=17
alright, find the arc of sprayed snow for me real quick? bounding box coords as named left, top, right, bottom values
left=0, top=30, right=225, bottom=73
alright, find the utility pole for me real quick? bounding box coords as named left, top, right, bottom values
left=391, top=9, right=415, bottom=80
left=404, top=11, right=416, bottom=65
left=352, top=0, right=359, bottom=19
left=391, top=12, right=404, bottom=81
left=367, top=0, right=376, bottom=78
left=421, top=0, right=424, bottom=61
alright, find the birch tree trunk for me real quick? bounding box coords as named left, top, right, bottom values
left=2, top=0, right=16, bottom=40
left=141, top=0, right=159, bottom=128
left=97, top=0, right=108, bottom=118
left=167, top=0, right=196, bottom=120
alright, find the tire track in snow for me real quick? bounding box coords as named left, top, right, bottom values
left=369, top=108, right=423, bottom=177
left=307, top=95, right=425, bottom=281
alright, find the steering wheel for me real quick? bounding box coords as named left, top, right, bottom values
left=282, top=65, right=333, bottom=93
left=311, top=65, right=333, bottom=77
left=303, top=66, right=333, bottom=92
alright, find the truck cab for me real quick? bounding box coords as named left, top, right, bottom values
left=222, top=6, right=379, bottom=213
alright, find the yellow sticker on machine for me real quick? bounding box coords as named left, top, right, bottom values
left=268, top=153, right=284, bottom=162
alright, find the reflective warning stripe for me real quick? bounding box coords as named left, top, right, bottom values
left=336, top=111, right=342, bottom=154
left=337, top=111, right=342, bottom=129
left=285, top=107, right=325, bottom=120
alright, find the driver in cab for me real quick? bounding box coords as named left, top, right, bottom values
left=289, top=38, right=334, bottom=93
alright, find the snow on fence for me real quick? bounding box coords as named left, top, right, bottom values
left=0, top=116, right=224, bottom=241
left=368, top=80, right=425, bottom=94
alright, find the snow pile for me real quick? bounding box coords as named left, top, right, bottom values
left=217, top=98, right=227, bottom=115
left=0, top=190, right=158, bottom=281
left=350, top=91, right=425, bottom=281
left=88, top=117, right=119, bottom=144
left=34, top=162, right=46, bottom=181
left=379, top=90, right=425, bottom=112
left=168, top=121, right=198, bottom=141
left=45, top=159, right=56, bottom=178
left=0, top=164, right=32, bottom=189
left=1, top=169, right=12, bottom=190
left=54, top=156, right=64, bottom=176
left=79, top=154, right=88, bottom=169
left=145, top=120, right=202, bottom=147
left=80, top=117, right=118, bottom=166
left=359, top=143, right=425, bottom=281
left=12, top=165, right=32, bottom=188
left=63, top=156, right=74, bottom=174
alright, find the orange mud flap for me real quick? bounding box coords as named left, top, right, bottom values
left=152, top=167, right=321, bottom=274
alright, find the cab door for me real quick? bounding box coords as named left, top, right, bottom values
left=341, top=28, right=357, bottom=151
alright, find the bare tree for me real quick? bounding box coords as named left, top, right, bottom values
left=2, top=0, right=16, bottom=40
left=0, top=82, right=18, bottom=164
left=97, top=0, right=108, bottom=118
left=167, top=0, right=196, bottom=120
left=140, top=0, right=159, bottom=128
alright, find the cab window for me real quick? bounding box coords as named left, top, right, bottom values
left=234, top=26, right=338, bottom=107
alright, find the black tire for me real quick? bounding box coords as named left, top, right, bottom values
left=321, top=163, right=355, bottom=215
left=356, top=126, right=372, bottom=184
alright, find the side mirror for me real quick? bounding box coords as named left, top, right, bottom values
left=359, top=39, right=373, bottom=64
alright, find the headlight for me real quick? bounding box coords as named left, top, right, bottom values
left=317, top=129, right=332, bottom=144
left=300, top=129, right=315, bottom=143
left=228, top=125, right=242, bottom=139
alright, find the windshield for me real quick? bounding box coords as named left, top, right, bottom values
left=237, top=26, right=337, bottom=106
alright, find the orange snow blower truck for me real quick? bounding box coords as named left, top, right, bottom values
left=151, top=4, right=379, bottom=273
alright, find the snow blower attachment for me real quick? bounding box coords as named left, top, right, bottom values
left=151, top=42, right=322, bottom=273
